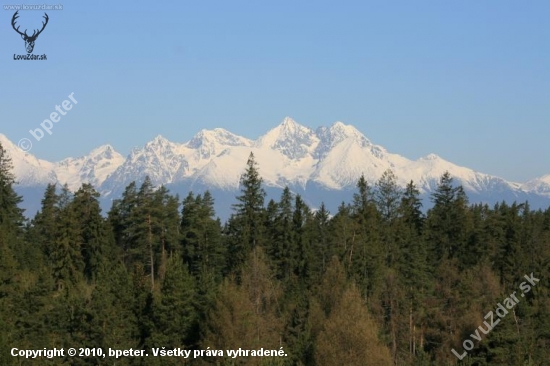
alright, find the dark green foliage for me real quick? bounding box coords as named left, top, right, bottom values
left=226, top=152, right=266, bottom=272
left=90, top=262, right=139, bottom=356
left=349, top=174, right=385, bottom=301
left=149, top=255, right=198, bottom=349
left=51, top=185, right=85, bottom=291
left=29, top=183, right=59, bottom=261
left=72, top=184, right=111, bottom=281
left=425, top=172, right=472, bottom=268
left=309, top=202, right=331, bottom=280
left=181, top=191, right=224, bottom=283
left=1, top=151, right=550, bottom=366
left=0, top=144, right=24, bottom=366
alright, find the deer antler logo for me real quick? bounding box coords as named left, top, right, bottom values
left=11, top=11, right=49, bottom=54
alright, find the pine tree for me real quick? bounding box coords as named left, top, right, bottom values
left=108, top=181, right=138, bottom=266
left=0, top=143, right=25, bottom=229
left=181, top=191, right=224, bottom=283
left=375, top=169, right=402, bottom=223
left=282, top=291, right=315, bottom=366
left=226, top=152, right=266, bottom=272
left=493, top=202, right=528, bottom=287
left=89, top=262, right=138, bottom=361
left=0, top=142, right=25, bottom=365
left=30, top=183, right=59, bottom=260
left=310, top=202, right=331, bottom=281
left=72, top=183, right=110, bottom=282
left=349, top=174, right=384, bottom=302
left=396, top=180, right=429, bottom=363
left=375, top=169, right=402, bottom=268
left=122, top=177, right=173, bottom=291
left=292, top=194, right=312, bottom=282
left=149, top=256, right=198, bottom=350
left=151, top=186, right=181, bottom=283
left=425, top=171, right=472, bottom=268
left=269, top=187, right=294, bottom=281
left=51, top=184, right=84, bottom=291
left=400, top=180, right=424, bottom=234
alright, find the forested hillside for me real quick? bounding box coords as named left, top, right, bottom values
left=1, top=144, right=549, bottom=365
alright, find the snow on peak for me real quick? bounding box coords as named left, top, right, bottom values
left=421, top=153, right=441, bottom=161
left=321, top=121, right=368, bottom=143
left=0, top=133, right=12, bottom=146
left=0, top=134, right=26, bottom=154
left=521, top=174, right=550, bottom=197
left=315, top=121, right=378, bottom=159
left=187, top=128, right=251, bottom=149
left=186, top=128, right=251, bottom=161
left=0, top=133, right=56, bottom=186
left=280, top=116, right=300, bottom=128
left=332, top=120, right=363, bottom=133
left=3, top=120, right=548, bottom=210
left=53, top=144, right=125, bottom=191
left=255, top=117, right=318, bottom=159
left=148, top=135, right=172, bottom=147
left=100, top=135, right=187, bottom=193
left=87, top=144, right=121, bottom=160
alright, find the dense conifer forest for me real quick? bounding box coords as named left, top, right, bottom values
left=1, top=143, right=549, bottom=365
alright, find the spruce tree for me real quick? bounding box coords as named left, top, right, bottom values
left=108, top=181, right=138, bottom=266
left=270, top=187, right=294, bottom=280
left=375, top=169, right=402, bottom=223
left=396, top=180, right=429, bottom=363
left=51, top=184, right=84, bottom=291
left=350, top=174, right=384, bottom=302
left=72, top=183, right=110, bottom=282
left=310, top=202, right=331, bottom=281
left=425, top=171, right=472, bottom=267
left=89, top=262, right=138, bottom=360
left=226, top=152, right=266, bottom=272
left=182, top=191, right=224, bottom=283
left=149, top=256, right=198, bottom=351
left=293, top=194, right=312, bottom=282
left=30, top=183, right=59, bottom=261
left=0, top=143, right=25, bottom=365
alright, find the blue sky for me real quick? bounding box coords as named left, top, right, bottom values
left=0, top=0, right=548, bottom=182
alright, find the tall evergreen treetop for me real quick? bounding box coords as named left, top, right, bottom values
left=0, top=143, right=24, bottom=228
left=230, top=152, right=266, bottom=254
left=375, top=169, right=402, bottom=222
left=233, top=152, right=266, bottom=219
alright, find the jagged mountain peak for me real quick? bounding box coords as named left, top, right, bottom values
left=57, top=144, right=122, bottom=164
left=187, top=128, right=251, bottom=149
left=420, top=153, right=442, bottom=161
left=87, top=144, right=121, bottom=159
left=148, top=135, right=172, bottom=146
left=314, top=120, right=377, bottom=159
left=280, top=116, right=304, bottom=129
left=3, top=119, right=550, bottom=217
left=255, top=117, right=318, bottom=160
left=132, top=136, right=182, bottom=160
left=327, top=121, right=370, bottom=143
left=521, top=174, right=550, bottom=197
left=258, top=117, right=314, bottom=140
left=330, top=120, right=350, bottom=130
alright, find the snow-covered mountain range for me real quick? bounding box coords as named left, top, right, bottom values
left=1, top=117, right=549, bottom=219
